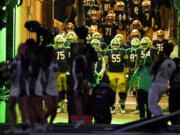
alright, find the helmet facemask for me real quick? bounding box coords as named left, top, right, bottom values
left=110, top=38, right=120, bottom=50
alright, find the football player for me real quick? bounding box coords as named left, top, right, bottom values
left=84, top=0, right=100, bottom=18
left=100, top=0, right=115, bottom=21
left=114, top=1, right=130, bottom=39
left=126, top=29, right=141, bottom=47
left=54, top=34, right=65, bottom=49
left=140, top=0, right=158, bottom=38
left=99, top=12, right=119, bottom=45
left=115, top=0, right=130, bottom=9
left=153, top=29, right=168, bottom=55
left=86, top=9, right=101, bottom=30
left=91, top=39, right=106, bottom=82
left=91, top=32, right=107, bottom=53
left=125, top=38, right=141, bottom=108
left=64, top=22, right=75, bottom=34
left=129, top=0, right=143, bottom=21
left=64, top=31, right=77, bottom=47
left=137, top=37, right=158, bottom=66
left=126, top=38, right=141, bottom=71
left=114, top=34, right=129, bottom=49
left=105, top=38, right=127, bottom=113
left=92, top=32, right=103, bottom=41
left=54, top=34, right=70, bottom=113
left=129, top=20, right=145, bottom=38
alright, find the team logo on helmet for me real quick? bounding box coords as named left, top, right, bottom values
left=66, top=31, right=77, bottom=45
left=92, top=32, right=102, bottom=41
left=54, top=34, right=65, bottom=49
left=91, top=39, right=101, bottom=51
left=114, top=34, right=125, bottom=44
left=131, top=38, right=141, bottom=48
left=141, top=37, right=152, bottom=48
left=110, top=38, right=121, bottom=50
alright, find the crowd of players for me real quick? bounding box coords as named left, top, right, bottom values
left=4, top=0, right=178, bottom=133
left=54, top=29, right=175, bottom=115
left=55, top=0, right=177, bottom=115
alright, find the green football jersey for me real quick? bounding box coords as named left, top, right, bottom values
left=106, top=49, right=126, bottom=72
left=126, top=48, right=138, bottom=69
left=136, top=47, right=158, bottom=65
left=56, top=47, right=70, bottom=72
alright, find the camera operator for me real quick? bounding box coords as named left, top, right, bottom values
left=91, top=74, right=115, bottom=124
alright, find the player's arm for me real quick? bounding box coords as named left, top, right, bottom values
left=135, top=49, right=140, bottom=68
left=153, top=9, right=161, bottom=30
left=104, top=51, right=109, bottom=71
left=152, top=48, right=158, bottom=62
left=98, top=56, right=106, bottom=77
left=129, top=67, right=140, bottom=91
left=123, top=49, right=129, bottom=73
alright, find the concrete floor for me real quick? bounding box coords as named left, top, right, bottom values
left=0, top=94, right=172, bottom=135
left=53, top=94, right=169, bottom=124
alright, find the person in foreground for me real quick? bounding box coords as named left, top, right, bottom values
left=148, top=42, right=176, bottom=117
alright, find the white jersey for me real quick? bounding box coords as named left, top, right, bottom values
left=10, top=59, right=21, bottom=97
left=34, top=68, right=43, bottom=96
left=44, top=61, right=59, bottom=96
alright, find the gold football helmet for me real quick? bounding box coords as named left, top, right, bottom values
left=132, top=20, right=142, bottom=29
left=65, top=22, right=74, bottom=33
left=157, top=29, right=165, bottom=42
left=132, top=0, right=141, bottom=5
left=130, top=29, right=141, bottom=39
left=116, top=1, right=125, bottom=11
left=142, top=0, right=151, bottom=11
left=54, top=34, right=65, bottom=49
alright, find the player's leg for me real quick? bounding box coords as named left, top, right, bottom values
left=108, top=72, right=118, bottom=113
left=49, top=96, right=58, bottom=124
left=118, top=73, right=127, bottom=113
left=137, top=89, right=145, bottom=119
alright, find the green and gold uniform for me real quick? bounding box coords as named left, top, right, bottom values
left=136, top=47, right=158, bottom=66
left=126, top=48, right=138, bottom=70
left=56, top=47, right=70, bottom=92
left=95, top=51, right=106, bottom=81
left=106, top=49, right=126, bottom=92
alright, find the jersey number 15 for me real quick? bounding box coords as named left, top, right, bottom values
left=57, top=51, right=65, bottom=60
